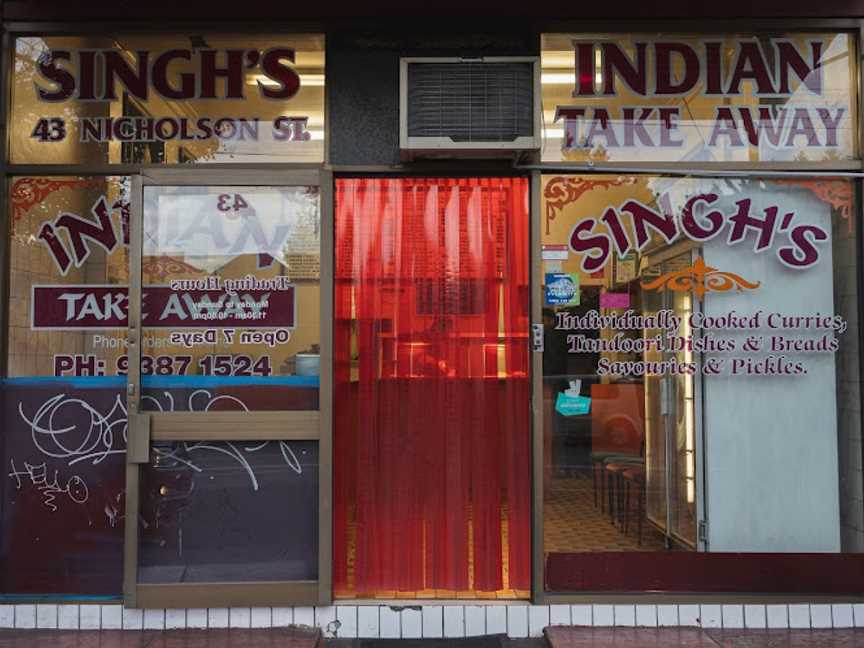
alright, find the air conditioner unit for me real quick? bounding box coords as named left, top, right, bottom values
left=399, top=57, right=541, bottom=157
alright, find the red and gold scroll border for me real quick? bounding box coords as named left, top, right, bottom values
left=774, top=179, right=854, bottom=234
left=11, top=177, right=104, bottom=228
left=543, top=176, right=636, bottom=235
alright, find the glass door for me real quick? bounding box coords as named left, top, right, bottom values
left=536, top=174, right=708, bottom=598
left=123, top=169, right=331, bottom=607
left=644, top=251, right=700, bottom=550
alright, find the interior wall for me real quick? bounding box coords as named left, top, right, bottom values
left=702, top=186, right=841, bottom=552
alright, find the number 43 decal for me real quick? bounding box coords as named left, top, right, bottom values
left=217, top=193, right=249, bottom=212
left=31, top=118, right=67, bottom=142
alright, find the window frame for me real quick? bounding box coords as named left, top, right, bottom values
left=530, top=19, right=864, bottom=603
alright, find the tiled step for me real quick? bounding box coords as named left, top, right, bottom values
left=1, top=604, right=863, bottom=636
left=545, top=626, right=864, bottom=647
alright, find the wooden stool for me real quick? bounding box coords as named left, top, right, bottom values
left=592, top=452, right=641, bottom=512
left=623, top=466, right=646, bottom=544
left=604, top=462, right=641, bottom=526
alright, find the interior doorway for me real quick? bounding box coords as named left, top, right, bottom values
left=333, top=177, right=531, bottom=599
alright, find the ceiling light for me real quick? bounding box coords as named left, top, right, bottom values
left=541, top=72, right=575, bottom=85
left=246, top=73, right=325, bottom=87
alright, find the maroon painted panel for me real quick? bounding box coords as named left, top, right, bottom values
left=546, top=552, right=864, bottom=593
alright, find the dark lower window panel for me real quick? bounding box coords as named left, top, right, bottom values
left=546, top=552, right=864, bottom=593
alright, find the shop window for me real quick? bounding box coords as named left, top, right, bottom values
left=2, top=177, right=322, bottom=596
left=11, top=34, right=325, bottom=165
left=540, top=33, right=858, bottom=163
left=541, top=174, right=862, bottom=592
left=2, top=176, right=129, bottom=594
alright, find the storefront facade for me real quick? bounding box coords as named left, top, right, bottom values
left=0, top=0, right=863, bottom=635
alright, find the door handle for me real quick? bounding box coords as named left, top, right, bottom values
left=127, top=412, right=151, bottom=464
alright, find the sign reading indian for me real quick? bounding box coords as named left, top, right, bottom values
left=540, top=33, right=857, bottom=162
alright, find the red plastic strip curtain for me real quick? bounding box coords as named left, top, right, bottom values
left=334, top=178, right=530, bottom=596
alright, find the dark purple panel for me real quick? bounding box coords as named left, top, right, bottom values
left=139, top=441, right=318, bottom=583
left=1, top=377, right=319, bottom=595
left=546, top=552, right=864, bottom=593
left=1, top=380, right=126, bottom=595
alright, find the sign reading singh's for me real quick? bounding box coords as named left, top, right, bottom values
left=27, top=42, right=321, bottom=146
left=540, top=34, right=856, bottom=162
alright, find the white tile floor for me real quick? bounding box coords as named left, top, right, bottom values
left=0, top=603, right=862, bottom=636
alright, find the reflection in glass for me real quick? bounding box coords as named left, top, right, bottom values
left=7, top=176, right=130, bottom=377
left=541, top=174, right=862, bottom=593
left=540, top=33, right=856, bottom=164
left=140, top=185, right=320, bottom=411
left=12, top=34, right=325, bottom=164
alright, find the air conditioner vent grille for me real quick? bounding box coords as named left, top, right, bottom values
left=406, top=62, right=535, bottom=143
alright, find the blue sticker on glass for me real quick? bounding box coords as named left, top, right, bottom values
left=545, top=273, right=580, bottom=306
left=555, top=392, right=591, bottom=416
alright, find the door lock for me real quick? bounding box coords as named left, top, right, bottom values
left=531, top=323, right=544, bottom=353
